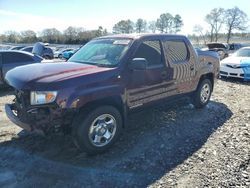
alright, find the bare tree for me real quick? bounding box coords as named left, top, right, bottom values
left=63, top=27, right=84, bottom=44
left=135, top=18, right=147, bottom=33
left=193, top=24, right=206, bottom=44
left=205, top=8, right=224, bottom=42
left=224, top=7, right=248, bottom=43
left=148, top=21, right=156, bottom=33
left=4, top=31, right=20, bottom=43
left=41, top=28, right=62, bottom=43
left=20, top=30, right=37, bottom=43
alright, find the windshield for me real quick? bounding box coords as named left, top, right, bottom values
left=234, top=48, right=250, bottom=57
left=68, top=39, right=132, bottom=67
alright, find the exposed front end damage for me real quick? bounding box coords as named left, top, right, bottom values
left=5, top=90, right=75, bottom=135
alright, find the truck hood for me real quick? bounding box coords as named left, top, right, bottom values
left=220, top=56, right=250, bottom=66
left=5, top=62, right=115, bottom=90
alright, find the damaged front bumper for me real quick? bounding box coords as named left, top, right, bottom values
left=5, top=90, right=76, bottom=134
left=5, top=104, right=32, bottom=132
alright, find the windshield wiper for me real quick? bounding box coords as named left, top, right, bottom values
left=95, top=64, right=114, bottom=68
left=70, top=60, right=115, bottom=67
left=70, top=60, right=94, bottom=65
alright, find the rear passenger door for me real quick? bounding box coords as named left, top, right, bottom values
left=127, top=39, right=176, bottom=108
left=163, top=39, right=196, bottom=94
left=2, top=52, right=35, bottom=77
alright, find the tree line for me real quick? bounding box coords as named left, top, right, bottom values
left=0, top=26, right=108, bottom=44
left=0, top=12, right=184, bottom=45
left=112, top=13, right=183, bottom=34
left=0, top=6, right=248, bottom=45
left=193, top=6, right=249, bottom=43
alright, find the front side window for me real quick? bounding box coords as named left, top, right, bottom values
left=164, top=40, right=189, bottom=63
left=134, top=40, right=162, bottom=66
left=69, top=39, right=132, bottom=67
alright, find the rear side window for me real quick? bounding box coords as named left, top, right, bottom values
left=134, top=40, right=162, bottom=66
left=3, top=52, right=34, bottom=64
left=164, top=40, right=189, bottom=63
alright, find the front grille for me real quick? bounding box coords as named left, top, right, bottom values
left=226, top=64, right=241, bottom=69
left=229, top=73, right=237, bottom=76
left=220, top=71, right=228, bottom=75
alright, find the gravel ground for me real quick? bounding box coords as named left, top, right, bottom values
left=0, top=79, right=249, bottom=188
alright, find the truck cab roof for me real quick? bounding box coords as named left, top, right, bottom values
left=97, top=33, right=187, bottom=40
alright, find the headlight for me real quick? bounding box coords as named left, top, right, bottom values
left=30, top=91, right=58, bottom=105
left=220, top=61, right=226, bottom=67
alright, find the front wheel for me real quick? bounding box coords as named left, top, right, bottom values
left=72, top=106, right=122, bottom=155
left=192, top=79, right=212, bottom=108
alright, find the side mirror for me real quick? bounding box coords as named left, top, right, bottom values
left=129, top=58, right=148, bottom=70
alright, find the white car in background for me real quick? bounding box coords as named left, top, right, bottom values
left=220, top=47, right=250, bottom=80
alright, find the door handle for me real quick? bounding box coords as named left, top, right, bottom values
left=161, top=71, right=168, bottom=79
left=190, top=65, right=195, bottom=71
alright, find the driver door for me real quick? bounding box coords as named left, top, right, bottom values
left=127, top=39, right=177, bottom=109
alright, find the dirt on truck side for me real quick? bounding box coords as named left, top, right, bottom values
left=0, top=79, right=249, bottom=187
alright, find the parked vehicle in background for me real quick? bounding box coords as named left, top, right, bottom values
left=9, top=46, right=26, bottom=50
left=4, top=34, right=219, bottom=154
left=32, top=42, right=54, bottom=59
left=228, top=43, right=243, bottom=54
left=0, top=50, right=43, bottom=87
left=42, top=47, right=54, bottom=59
left=54, top=48, right=74, bottom=58
left=20, top=46, right=33, bottom=53
left=206, top=42, right=229, bottom=60
left=220, top=47, right=250, bottom=80
left=62, top=48, right=79, bottom=60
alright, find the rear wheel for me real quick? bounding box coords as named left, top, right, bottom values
left=43, top=55, right=50, bottom=59
left=72, top=105, right=122, bottom=155
left=192, top=79, right=212, bottom=108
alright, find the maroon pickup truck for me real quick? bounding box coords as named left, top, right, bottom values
left=5, top=34, right=219, bottom=154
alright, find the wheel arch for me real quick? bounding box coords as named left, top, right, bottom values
left=197, top=73, right=214, bottom=91
left=76, top=96, right=126, bottom=128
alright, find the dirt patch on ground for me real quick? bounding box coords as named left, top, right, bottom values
left=0, top=79, right=249, bottom=187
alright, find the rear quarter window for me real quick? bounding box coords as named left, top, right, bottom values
left=164, top=40, right=189, bottom=63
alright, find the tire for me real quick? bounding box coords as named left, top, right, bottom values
left=58, top=54, right=62, bottom=59
left=43, top=55, right=50, bottom=59
left=72, top=105, right=122, bottom=155
left=192, top=79, right=212, bottom=108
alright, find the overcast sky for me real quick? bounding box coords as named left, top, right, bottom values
left=0, top=0, right=249, bottom=35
